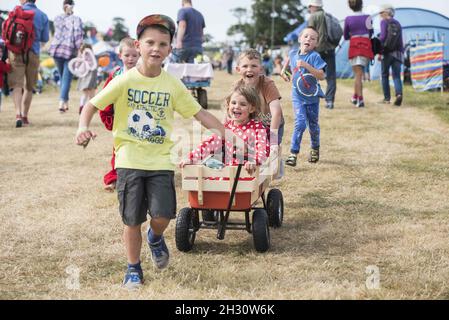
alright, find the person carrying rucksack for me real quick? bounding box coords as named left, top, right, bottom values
left=379, top=4, right=404, bottom=106
left=3, top=0, right=49, bottom=128
left=307, top=0, right=343, bottom=110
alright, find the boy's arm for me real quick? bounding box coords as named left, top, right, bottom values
left=75, top=102, right=98, bottom=147
left=269, top=99, right=282, bottom=135
left=298, top=60, right=326, bottom=80
left=176, top=20, right=187, bottom=49
left=194, top=109, right=225, bottom=137
left=280, top=57, right=291, bottom=82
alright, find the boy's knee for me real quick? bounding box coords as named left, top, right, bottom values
left=151, top=217, right=170, bottom=225
left=294, top=120, right=307, bottom=132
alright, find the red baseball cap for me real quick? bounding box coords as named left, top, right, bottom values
left=136, top=14, right=176, bottom=40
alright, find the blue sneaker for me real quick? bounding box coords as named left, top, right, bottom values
left=148, top=233, right=170, bottom=270
left=123, top=267, right=143, bottom=290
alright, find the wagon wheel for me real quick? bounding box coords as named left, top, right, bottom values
left=197, top=88, right=208, bottom=109
left=252, top=209, right=270, bottom=253
left=175, top=207, right=197, bottom=252
left=267, top=189, right=284, bottom=228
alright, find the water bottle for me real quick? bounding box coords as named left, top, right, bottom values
left=14, top=31, right=24, bottom=46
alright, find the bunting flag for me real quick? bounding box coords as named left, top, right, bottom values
left=410, top=42, right=444, bottom=92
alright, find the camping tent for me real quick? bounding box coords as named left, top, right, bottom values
left=335, top=8, right=449, bottom=79
left=283, top=21, right=307, bottom=44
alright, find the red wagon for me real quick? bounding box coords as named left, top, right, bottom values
left=176, top=154, right=284, bottom=253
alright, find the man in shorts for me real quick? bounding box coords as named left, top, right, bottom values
left=8, top=0, right=49, bottom=127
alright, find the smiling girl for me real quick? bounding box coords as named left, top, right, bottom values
left=181, top=85, right=269, bottom=174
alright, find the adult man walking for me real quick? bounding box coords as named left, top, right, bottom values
left=379, top=4, right=404, bottom=106
left=8, top=0, right=49, bottom=127
left=175, top=0, right=205, bottom=63
left=307, top=0, right=337, bottom=109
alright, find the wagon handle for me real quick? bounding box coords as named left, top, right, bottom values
left=217, top=163, right=243, bottom=240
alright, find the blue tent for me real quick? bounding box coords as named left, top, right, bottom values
left=283, top=21, right=307, bottom=43
left=335, top=8, right=449, bottom=79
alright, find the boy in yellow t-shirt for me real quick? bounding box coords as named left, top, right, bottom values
left=75, top=15, right=224, bottom=290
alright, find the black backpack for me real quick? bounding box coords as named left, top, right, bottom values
left=371, top=37, right=383, bottom=56
left=383, top=21, right=401, bottom=53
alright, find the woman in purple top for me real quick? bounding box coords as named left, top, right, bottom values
left=48, top=0, right=83, bottom=113
left=344, top=0, right=373, bottom=108
left=379, top=4, right=404, bottom=106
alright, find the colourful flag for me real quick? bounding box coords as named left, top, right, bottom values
left=410, top=43, right=444, bottom=92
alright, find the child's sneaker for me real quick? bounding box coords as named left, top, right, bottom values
left=350, top=95, right=358, bottom=105
left=308, top=148, right=320, bottom=163
left=22, top=117, right=30, bottom=126
left=123, top=267, right=143, bottom=290
left=147, top=232, right=169, bottom=270
left=285, top=154, right=297, bottom=167
left=356, top=97, right=365, bottom=108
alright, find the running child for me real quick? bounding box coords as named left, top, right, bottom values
left=99, top=37, right=140, bottom=191
left=75, top=14, right=225, bottom=289
left=281, top=26, right=326, bottom=167
left=233, top=49, right=284, bottom=175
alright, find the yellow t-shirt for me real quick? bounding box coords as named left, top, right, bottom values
left=91, top=68, right=202, bottom=171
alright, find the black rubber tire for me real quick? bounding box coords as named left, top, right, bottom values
left=175, top=207, right=196, bottom=252
left=267, top=189, right=284, bottom=228
left=252, top=209, right=270, bottom=253
left=197, top=88, right=208, bottom=109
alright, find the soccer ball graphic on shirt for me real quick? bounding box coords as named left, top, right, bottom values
left=128, top=109, right=166, bottom=140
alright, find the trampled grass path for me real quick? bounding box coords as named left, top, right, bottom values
left=1, top=71, right=448, bottom=299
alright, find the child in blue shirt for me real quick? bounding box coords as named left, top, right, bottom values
left=281, top=26, right=326, bottom=167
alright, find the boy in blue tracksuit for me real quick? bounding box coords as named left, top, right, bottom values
left=281, top=26, right=326, bottom=167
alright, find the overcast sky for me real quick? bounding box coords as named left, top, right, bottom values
left=1, top=0, right=449, bottom=42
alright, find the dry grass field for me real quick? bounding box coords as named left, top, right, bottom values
left=1, top=70, right=449, bottom=300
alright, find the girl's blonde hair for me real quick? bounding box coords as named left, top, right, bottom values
left=225, top=84, right=261, bottom=120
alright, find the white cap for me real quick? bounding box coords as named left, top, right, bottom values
left=379, top=4, right=395, bottom=16
left=308, top=0, right=323, bottom=7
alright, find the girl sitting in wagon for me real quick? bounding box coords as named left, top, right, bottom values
left=180, top=85, right=269, bottom=174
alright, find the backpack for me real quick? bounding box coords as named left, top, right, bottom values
left=371, top=37, right=383, bottom=56
left=2, top=6, right=35, bottom=57
left=324, top=13, right=343, bottom=48
left=383, top=20, right=401, bottom=53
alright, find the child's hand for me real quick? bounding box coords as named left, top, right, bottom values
left=178, top=159, right=191, bottom=168
left=75, top=127, right=97, bottom=148
left=244, top=162, right=257, bottom=175
left=280, top=69, right=291, bottom=82
left=296, top=60, right=310, bottom=70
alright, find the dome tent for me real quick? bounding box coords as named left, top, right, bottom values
left=335, top=7, right=449, bottom=79
left=284, top=21, right=307, bottom=44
